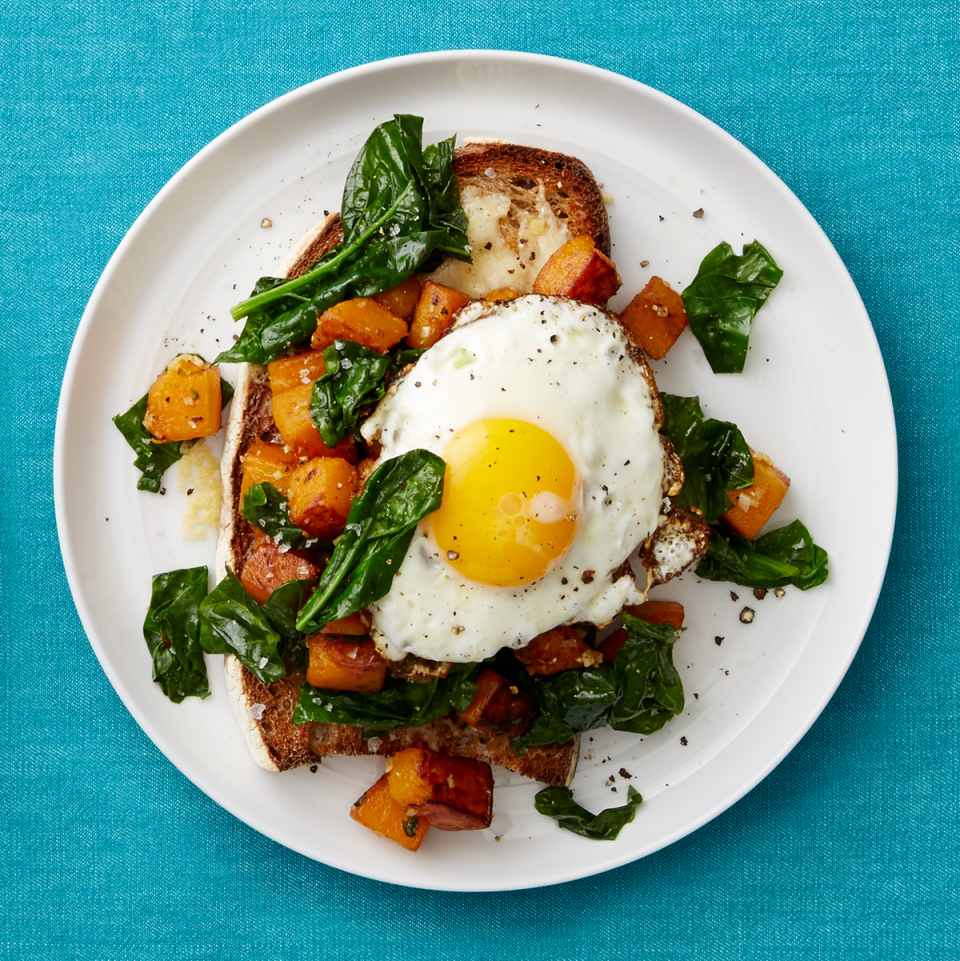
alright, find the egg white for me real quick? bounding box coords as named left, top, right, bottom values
left=360, top=295, right=664, bottom=663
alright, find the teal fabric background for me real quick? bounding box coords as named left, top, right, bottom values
left=4, top=1, right=958, bottom=958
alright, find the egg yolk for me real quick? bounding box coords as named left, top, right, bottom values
left=431, top=418, right=579, bottom=587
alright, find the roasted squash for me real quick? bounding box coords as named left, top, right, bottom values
left=286, top=456, right=357, bottom=539
left=618, top=276, right=689, bottom=359
left=514, top=626, right=598, bottom=675
left=271, top=382, right=358, bottom=463
left=723, top=450, right=791, bottom=540
left=407, top=280, right=471, bottom=349
left=373, top=275, right=423, bottom=319
left=351, top=774, right=431, bottom=852
left=531, top=235, right=621, bottom=307
left=239, top=439, right=301, bottom=500
left=266, top=349, right=327, bottom=395
left=311, top=297, right=408, bottom=353
left=458, top=668, right=538, bottom=737
left=239, top=529, right=321, bottom=605
left=306, top=635, right=387, bottom=693
left=386, top=747, right=494, bottom=831
left=143, top=354, right=222, bottom=442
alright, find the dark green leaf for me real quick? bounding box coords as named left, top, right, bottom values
left=310, top=340, right=391, bottom=447
left=292, top=663, right=479, bottom=737
left=142, top=567, right=210, bottom=702
left=534, top=784, right=643, bottom=840
left=240, top=483, right=309, bottom=550
left=682, top=240, right=783, bottom=373
left=660, top=393, right=753, bottom=523
left=218, top=115, right=470, bottom=365
left=512, top=616, right=685, bottom=751
left=294, top=449, right=446, bottom=634
left=114, top=370, right=233, bottom=492
left=198, top=570, right=286, bottom=684
left=696, top=519, right=829, bottom=590
left=608, top=615, right=684, bottom=734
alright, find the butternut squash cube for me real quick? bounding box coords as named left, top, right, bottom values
left=287, top=456, right=357, bottom=539
left=239, top=529, right=321, bottom=605
left=320, top=610, right=372, bottom=636
left=266, top=349, right=327, bottom=395
left=458, top=668, right=537, bottom=737
left=723, top=450, right=791, bottom=540
left=373, top=275, right=423, bottom=319
left=239, top=439, right=301, bottom=500
left=407, top=281, right=471, bottom=349
left=618, top=276, right=689, bottom=359
left=514, top=626, right=597, bottom=675
left=311, top=297, right=408, bottom=353
left=386, top=747, right=494, bottom=831
left=271, top=383, right=358, bottom=462
left=351, top=774, right=430, bottom=852
left=143, top=354, right=222, bottom=442
left=531, top=235, right=621, bottom=307
left=306, top=635, right=387, bottom=693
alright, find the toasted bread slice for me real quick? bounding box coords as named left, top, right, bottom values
left=216, top=142, right=616, bottom=786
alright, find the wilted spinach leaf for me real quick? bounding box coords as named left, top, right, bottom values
left=697, top=519, right=829, bottom=590
left=142, top=566, right=210, bottom=702
left=512, top=616, right=685, bottom=751
left=660, top=393, right=753, bottom=523
left=241, top=482, right=308, bottom=550
left=310, top=340, right=392, bottom=447
left=198, top=570, right=286, bottom=684
left=218, top=115, right=470, bottom=365
left=292, top=663, right=479, bottom=737
left=534, top=784, right=643, bottom=840
left=682, top=240, right=783, bottom=373
left=295, top=449, right=445, bottom=635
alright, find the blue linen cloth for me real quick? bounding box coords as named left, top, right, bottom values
left=3, top=1, right=958, bottom=958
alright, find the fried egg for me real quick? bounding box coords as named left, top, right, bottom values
left=359, top=294, right=664, bottom=663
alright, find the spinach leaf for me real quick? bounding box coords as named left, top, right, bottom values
left=512, top=616, right=685, bottom=751
left=682, top=240, right=783, bottom=373
left=660, top=393, right=753, bottom=523
left=114, top=373, right=234, bottom=493
left=534, top=784, right=643, bottom=840
left=240, top=482, right=309, bottom=550
left=217, top=115, right=470, bottom=365
left=198, top=570, right=286, bottom=685
left=142, top=566, right=210, bottom=702
left=608, top=615, right=684, bottom=734
left=310, top=340, right=391, bottom=447
left=295, top=449, right=446, bottom=635
left=696, top=519, right=830, bottom=590
left=292, top=663, right=479, bottom=737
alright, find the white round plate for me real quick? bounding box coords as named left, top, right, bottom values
left=55, top=51, right=897, bottom=891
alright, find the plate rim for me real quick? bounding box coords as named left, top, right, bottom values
left=54, top=49, right=898, bottom=891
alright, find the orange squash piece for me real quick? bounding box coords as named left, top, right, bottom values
left=306, top=635, right=387, bottom=693
left=143, top=354, right=222, bottom=442
left=618, top=276, right=689, bottom=359
left=311, top=297, right=408, bottom=353
left=239, top=439, right=301, bottom=500
left=458, top=668, right=538, bottom=737
left=271, top=382, right=358, bottom=462
left=373, top=275, right=423, bottom=319
left=723, top=450, right=791, bottom=540
left=351, top=774, right=431, bottom=852
left=287, top=456, right=357, bottom=539
left=407, top=280, right=471, bottom=349
left=514, top=626, right=598, bottom=675
left=320, top=610, right=372, bottom=636
left=386, top=747, right=494, bottom=831
left=531, top=235, right=622, bottom=307
left=266, top=349, right=327, bottom=395
left=239, top=529, right=321, bottom=605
